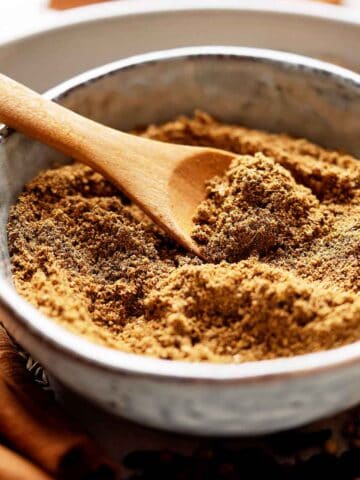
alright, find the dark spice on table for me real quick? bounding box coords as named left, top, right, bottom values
left=122, top=410, right=360, bottom=479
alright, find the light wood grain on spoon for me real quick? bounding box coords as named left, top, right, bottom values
left=0, top=73, right=234, bottom=256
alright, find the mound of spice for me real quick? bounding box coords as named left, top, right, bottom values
left=7, top=112, right=360, bottom=362
left=144, top=262, right=360, bottom=361
left=191, top=153, right=327, bottom=262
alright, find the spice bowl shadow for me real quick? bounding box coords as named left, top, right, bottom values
left=1, top=47, right=360, bottom=436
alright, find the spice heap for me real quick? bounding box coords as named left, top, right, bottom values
left=145, top=262, right=360, bottom=361
left=8, top=112, right=360, bottom=362
left=192, top=153, right=326, bottom=262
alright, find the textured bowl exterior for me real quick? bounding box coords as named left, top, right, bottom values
left=0, top=47, right=360, bottom=435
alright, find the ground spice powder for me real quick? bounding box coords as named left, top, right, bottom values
left=7, top=112, right=360, bottom=362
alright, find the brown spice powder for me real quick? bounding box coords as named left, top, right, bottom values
left=192, top=153, right=328, bottom=262
left=7, top=112, right=360, bottom=362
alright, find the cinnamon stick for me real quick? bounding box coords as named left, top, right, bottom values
left=0, top=326, right=118, bottom=480
left=50, top=0, right=108, bottom=9
left=0, top=444, right=54, bottom=480
left=312, top=0, right=342, bottom=3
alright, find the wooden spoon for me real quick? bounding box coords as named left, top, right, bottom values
left=0, top=73, right=235, bottom=256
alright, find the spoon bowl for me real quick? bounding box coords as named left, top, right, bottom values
left=167, top=147, right=234, bottom=250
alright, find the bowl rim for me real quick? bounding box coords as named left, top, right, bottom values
left=2, top=45, right=360, bottom=383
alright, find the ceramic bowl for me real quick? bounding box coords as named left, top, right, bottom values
left=1, top=47, right=360, bottom=435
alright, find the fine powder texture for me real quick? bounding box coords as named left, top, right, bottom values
left=191, top=153, right=327, bottom=262
left=8, top=112, right=360, bottom=362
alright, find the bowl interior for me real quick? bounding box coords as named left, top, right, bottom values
left=1, top=47, right=360, bottom=372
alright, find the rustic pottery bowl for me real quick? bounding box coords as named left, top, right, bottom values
left=0, top=47, right=360, bottom=435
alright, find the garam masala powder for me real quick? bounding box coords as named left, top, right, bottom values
left=8, top=112, right=360, bottom=363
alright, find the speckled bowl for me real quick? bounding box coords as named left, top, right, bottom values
left=1, top=47, right=360, bottom=435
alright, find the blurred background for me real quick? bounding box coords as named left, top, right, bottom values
left=2, top=0, right=360, bottom=92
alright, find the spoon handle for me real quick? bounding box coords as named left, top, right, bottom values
left=0, top=73, right=99, bottom=160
